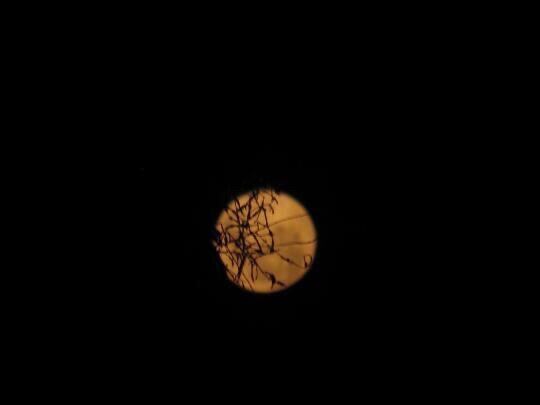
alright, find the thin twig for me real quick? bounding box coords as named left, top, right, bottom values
left=214, top=189, right=312, bottom=291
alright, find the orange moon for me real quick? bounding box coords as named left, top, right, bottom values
left=214, top=189, right=317, bottom=293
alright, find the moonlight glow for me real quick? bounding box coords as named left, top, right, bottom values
left=214, top=189, right=317, bottom=293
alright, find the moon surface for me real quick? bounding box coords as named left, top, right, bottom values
left=215, top=189, right=317, bottom=293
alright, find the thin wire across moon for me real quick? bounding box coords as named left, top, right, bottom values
left=213, top=189, right=317, bottom=293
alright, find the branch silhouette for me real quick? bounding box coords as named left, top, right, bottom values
left=213, top=189, right=316, bottom=291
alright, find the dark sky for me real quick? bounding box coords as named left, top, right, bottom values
left=8, top=9, right=499, bottom=394
left=71, top=136, right=447, bottom=347
left=29, top=120, right=459, bottom=362
left=19, top=24, right=486, bottom=382
left=20, top=86, right=480, bottom=389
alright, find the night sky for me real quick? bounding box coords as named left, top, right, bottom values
left=7, top=8, right=498, bottom=395
left=72, top=135, right=450, bottom=349
left=15, top=90, right=485, bottom=397
left=18, top=93, right=480, bottom=391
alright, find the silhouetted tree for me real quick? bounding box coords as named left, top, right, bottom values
left=213, top=189, right=316, bottom=291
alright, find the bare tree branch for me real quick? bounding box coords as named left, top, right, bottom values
left=275, top=239, right=317, bottom=247
left=213, top=189, right=315, bottom=291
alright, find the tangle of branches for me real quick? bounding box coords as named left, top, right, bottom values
left=213, top=189, right=316, bottom=291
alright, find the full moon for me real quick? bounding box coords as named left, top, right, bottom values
left=214, top=189, right=317, bottom=293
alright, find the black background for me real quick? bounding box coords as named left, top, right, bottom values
left=11, top=13, right=496, bottom=392
left=59, top=118, right=462, bottom=368
left=27, top=66, right=471, bottom=378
